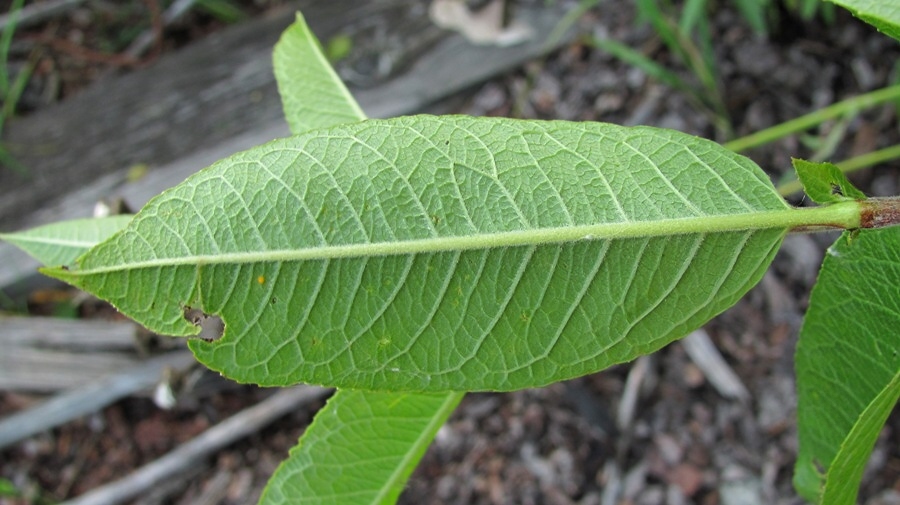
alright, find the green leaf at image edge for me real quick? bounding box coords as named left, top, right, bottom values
left=261, top=391, right=463, bottom=504
left=794, top=227, right=900, bottom=503
left=0, top=477, right=19, bottom=497
left=822, top=371, right=900, bottom=504
left=827, top=0, right=900, bottom=42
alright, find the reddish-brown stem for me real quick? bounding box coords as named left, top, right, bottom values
left=859, top=198, right=900, bottom=229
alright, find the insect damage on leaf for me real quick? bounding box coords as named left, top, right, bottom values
left=183, top=306, right=225, bottom=341
left=793, top=158, right=867, bottom=204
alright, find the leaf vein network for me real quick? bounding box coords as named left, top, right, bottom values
left=346, top=131, right=439, bottom=238
left=619, top=138, right=703, bottom=216
left=401, top=123, right=478, bottom=232
left=451, top=121, right=531, bottom=227
left=379, top=252, right=462, bottom=372
left=520, top=132, right=575, bottom=225
left=452, top=246, right=537, bottom=379
left=541, top=128, right=629, bottom=222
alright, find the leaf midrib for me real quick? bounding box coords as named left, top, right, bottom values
left=0, top=234, right=96, bottom=249
left=372, top=392, right=464, bottom=504
left=64, top=204, right=858, bottom=275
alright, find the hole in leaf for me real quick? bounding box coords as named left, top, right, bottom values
left=830, top=182, right=843, bottom=197
left=183, top=306, right=225, bottom=341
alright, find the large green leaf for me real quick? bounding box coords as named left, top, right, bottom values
left=46, top=115, right=831, bottom=392
left=828, top=0, right=900, bottom=42
left=261, top=390, right=463, bottom=504
left=794, top=227, right=900, bottom=503
left=262, top=12, right=461, bottom=505
left=0, top=215, right=133, bottom=267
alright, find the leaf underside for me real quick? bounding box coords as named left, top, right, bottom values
left=273, top=13, right=365, bottom=135
left=260, top=13, right=464, bottom=505
left=46, top=115, right=789, bottom=392
left=0, top=215, right=133, bottom=267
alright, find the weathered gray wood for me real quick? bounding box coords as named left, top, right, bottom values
left=0, top=0, right=87, bottom=31
left=0, top=347, right=139, bottom=391
left=0, top=351, right=196, bottom=450
left=0, top=0, right=436, bottom=229
left=0, top=1, right=572, bottom=290
left=0, top=316, right=144, bottom=391
left=0, top=315, right=136, bottom=350
left=0, top=4, right=294, bottom=229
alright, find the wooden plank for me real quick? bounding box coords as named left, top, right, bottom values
left=0, top=0, right=442, bottom=230
left=0, top=315, right=137, bottom=350
left=0, top=347, right=139, bottom=391
left=0, top=351, right=197, bottom=450
left=0, top=1, right=572, bottom=291
left=0, top=4, right=295, bottom=230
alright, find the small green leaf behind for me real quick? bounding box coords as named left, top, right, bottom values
left=261, top=391, right=463, bottom=505
left=0, top=215, right=133, bottom=267
left=273, top=12, right=366, bottom=135
left=793, top=158, right=867, bottom=204
left=0, top=477, right=18, bottom=497
left=827, top=0, right=900, bottom=42
left=794, top=227, right=900, bottom=503
left=43, top=116, right=793, bottom=392
left=325, top=34, right=353, bottom=63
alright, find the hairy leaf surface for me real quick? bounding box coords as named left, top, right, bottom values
left=794, top=227, right=900, bottom=503
left=46, top=115, right=791, bottom=391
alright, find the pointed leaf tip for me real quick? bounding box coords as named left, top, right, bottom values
left=0, top=215, right=133, bottom=267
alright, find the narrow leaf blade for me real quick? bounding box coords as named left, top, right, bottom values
left=822, top=371, right=900, bottom=504
left=273, top=12, right=366, bottom=134
left=0, top=215, right=133, bottom=267
left=45, top=116, right=791, bottom=391
left=794, top=227, right=900, bottom=503
left=261, top=391, right=463, bottom=504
